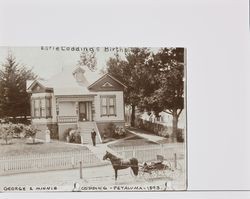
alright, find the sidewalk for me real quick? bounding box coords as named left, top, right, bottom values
left=127, top=128, right=167, bottom=144
left=83, top=136, right=134, bottom=161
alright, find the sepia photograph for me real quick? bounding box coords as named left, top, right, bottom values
left=0, top=47, right=186, bottom=192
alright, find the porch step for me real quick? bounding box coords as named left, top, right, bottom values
left=78, top=122, right=102, bottom=144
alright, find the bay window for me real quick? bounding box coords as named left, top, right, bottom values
left=31, top=96, right=52, bottom=118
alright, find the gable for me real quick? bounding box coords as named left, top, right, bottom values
left=33, top=83, right=46, bottom=93
left=88, top=74, right=126, bottom=92
left=27, top=80, right=53, bottom=93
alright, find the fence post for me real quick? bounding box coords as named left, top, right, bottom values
left=71, top=156, right=75, bottom=168
left=174, top=153, right=177, bottom=169
left=160, top=144, right=164, bottom=156
left=132, top=146, right=136, bottom=157
left=122, top=146, right=125, bottom=157
left=79, top=161, right=83, bottom=179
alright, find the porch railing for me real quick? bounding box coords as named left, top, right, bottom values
left=57, top=116, right=78, bottom=123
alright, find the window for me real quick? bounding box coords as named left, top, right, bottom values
left=41, top=98, right=46, bottom=117
left=101, top=97, right=108, bottom=115
left=109, top=97, right=115, bottom=115
left=34, top=99, right=40, bottom=117
left=100, top=95, right=116, bottom=116
left=46, top=97, right=52, bottom=117
left=31, top=97, right=52, bottom=118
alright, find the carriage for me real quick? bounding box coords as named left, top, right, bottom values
left=135, top=155, right=183, bottom=181
left=103, top=151, right=182, bottom=181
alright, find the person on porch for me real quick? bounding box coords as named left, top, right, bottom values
left=91, top=128, right=96, bottom=146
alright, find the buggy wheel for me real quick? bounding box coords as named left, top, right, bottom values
left=169, top=161, right=182, bottom=180
left=151, top=169, right=159, bottom=179
left=136, top=165, right=145, bottom=178
left=141, top=170, right=152, bottom=181
left=160, top=161, right=172, bottom=178
left=138, top=169, right=144, bottom=178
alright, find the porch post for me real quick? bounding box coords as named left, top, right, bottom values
left=75, top=102, right=79, bottom=121
left=89, top=102, right=92, bottom=121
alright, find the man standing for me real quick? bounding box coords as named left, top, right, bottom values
left=91, top=128, right=96, bottom=146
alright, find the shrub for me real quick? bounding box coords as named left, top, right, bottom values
left=106, top=122, right=116, bottom=138
left=0, top=123, right=13, bottom=144
left=177, top=129, right=184, bottom=142
left=63, top=128, right=81, bottom=144
left=69, top=130, right=81, bottom=144
left=103, top=122, right=126, bottom=139
left=113, top=126, right=126, bottom=138
left=12, top=123, right=25, bottom=138
left=63, top=128, right=72, bottom=141
left=136, top=118, right=184, bottom=142
left=24, top=125, right=38, bottom=144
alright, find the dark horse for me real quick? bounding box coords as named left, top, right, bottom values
left=103, top=151, right=139, bottom=181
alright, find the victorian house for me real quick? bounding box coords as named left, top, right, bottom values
left=26, top=66, right=126, bottom=144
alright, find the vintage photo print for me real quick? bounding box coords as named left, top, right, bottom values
left=0, top=47, right=186, bottom=192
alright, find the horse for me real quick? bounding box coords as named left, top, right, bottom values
left=103, top=151, right=139, bottom=181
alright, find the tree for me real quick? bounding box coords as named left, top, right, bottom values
left=107, top=48, right=152, bottom=127
left=0, top=53, right=37, bottom=121
left=106, top=48, right=185, bottom=137
left=142, top=48, right=184, bottom=137
left=77, top=51, right=97, bottom=71
left=0, top=123, right=13, bottom=144
left=24, top=125, right=38, bottom=144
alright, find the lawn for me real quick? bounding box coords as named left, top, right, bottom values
left=108, top=135, right=157, bottom=148
left=0, top=138, right=87, bottom=157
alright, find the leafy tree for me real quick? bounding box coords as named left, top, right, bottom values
left=77, top=51, right=97, bottom=71
left=107, top=47, right=184, bottom=137
left=142, top=48, right=184, bottom=137
left=107, top=48, right=152, bottom=127
left=0, top=53, right=37, bottom=121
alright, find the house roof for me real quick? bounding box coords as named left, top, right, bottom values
left=27, top=66, right=126, bottom=95
left=88, top=73, right=127, bottom=89
left=46, top=67, right=101, bottom=95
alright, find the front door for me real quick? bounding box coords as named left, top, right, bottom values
left=79, top=102, right=91, bottom=121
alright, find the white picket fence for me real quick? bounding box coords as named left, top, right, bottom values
left=0, top=144, right=185, bottom=175
left=111, top=144, right=185, bottom=163
left=0, top=149, right=103, bottom=175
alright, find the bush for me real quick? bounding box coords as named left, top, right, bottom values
left=12, top=123, right=25, bottom=138
left=0, top=123, right=26, bottom=144
left=63, top=128, right=81, bottom=144
left=103, top=122, right=126, bottom=139
left=0, top=123, right=38, bottom=144
left=24, top=125, right=38, bottom=144
left=0, top=124, right=13, bottom=144
left=176, top=129, right=184, bottom=142
left=69, top=130, right=81, bottom=144
left=63, top=128, right=72, bottom=141
left=106, top=122, right=116, bottom=137
left=113, top=126, right=126, bottom=138
left=136, top=118, right=184, bottom=142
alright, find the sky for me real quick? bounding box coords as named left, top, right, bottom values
left=0, top=47, right=130, bottom=79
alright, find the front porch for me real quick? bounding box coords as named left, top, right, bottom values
left=56, top=95, right=101, bottom=143
left=57, top=100, right=94, bottom=123
left=56, top=95, right=96, bottom=123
